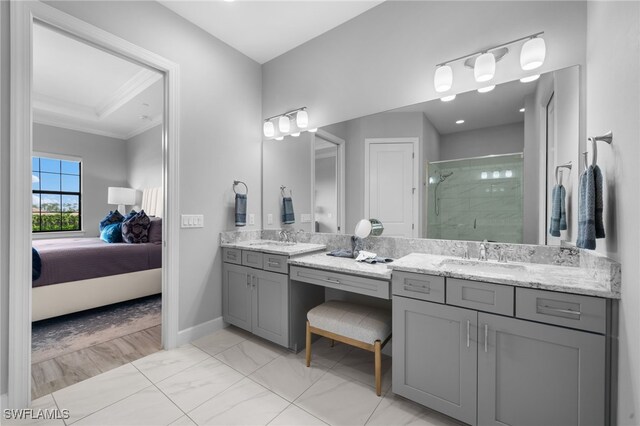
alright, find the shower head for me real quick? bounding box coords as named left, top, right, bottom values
left=430, top=171, right=454, bottom=184
left=440, top=171, right=454, bottom=180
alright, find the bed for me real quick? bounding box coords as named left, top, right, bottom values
left=32, top=187, right=163, bottom=321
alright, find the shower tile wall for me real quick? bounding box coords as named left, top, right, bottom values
left=427, top=154, right=524, bottom=243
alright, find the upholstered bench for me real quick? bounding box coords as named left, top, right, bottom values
left=306, top=300, right=392, bottom=396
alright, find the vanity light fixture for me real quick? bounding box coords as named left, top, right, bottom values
left=456, top=119, right=465, bottom=124
left=505, top=170, right=513, bottom=178
left=520, top=36, right=546, bottom=71
left=295, top=109, right=309, bottom=129
left=278, top=116, right=291, bottom=133
left=493, top=171, right=501, bottom=178
left=263, top=121, right=275, bottom=138
left=291, top=132, right=301, bottom=137
left=262, top=107, right=309, bottom=139
left=440, top=94, right=456, bottom=102
left=474, top=52, right=495, bottom=83
left=477, top=85, right=495, bottom=93
left=434, top=65, right=453, bottom=92
left=520, top=74, right=540, bottom=83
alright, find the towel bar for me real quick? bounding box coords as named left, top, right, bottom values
left=233, top=180, right=248, bottom=195
left=555, top=161, right=572, bottom=185
left=280, top=185, right=292, bottom=198
left=583, top=131, right=613, bottom=170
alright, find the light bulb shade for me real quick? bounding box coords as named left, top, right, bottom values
left=520, top=37, right=546, bottom=71
left=434, top=65, right=453, bottom=93
left=292, top=132, right=301, bottom=137
left=275, top=136, right=284, bottom=141
left=108, top=187, right=136, bottom=205
left=308, top=128, right=318, bottom=133
left=278, top=116, right=290, bottom=133
left=520, top=74, right=540, bottom=83
left=477, top=85, right=495, bottom=93
left=474, top=53, right=495, bottom=82
left=296, top=110, right=308, bottom=129
left=440, top=94, right=456, bottom=102
left=263, top=121, right=275, bottom=138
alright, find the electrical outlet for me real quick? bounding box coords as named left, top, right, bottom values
left=249, top=214, right=255, bottom=225
left=267, top=214, right=273, bottom=225
left=181, top=214, right=204, bottom=228
left=300, top=213, right=312, bottom=223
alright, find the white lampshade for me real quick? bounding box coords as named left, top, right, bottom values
left=278, top=116, right=290, bottom=133
left=263, top=121, right=275, bottom=138
left=520, top=37, right=546, bottom=71
left=296, top=110, right=309, bottom=129
left=434, top=65, right=453, bottom=93
left=474, top=52, right=495, bottom=82
left=108, top=187, right=136, bottom=213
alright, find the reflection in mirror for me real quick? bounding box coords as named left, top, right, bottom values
left=262, top=66, right=579, bottom=245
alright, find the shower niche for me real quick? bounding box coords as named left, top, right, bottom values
left=427, top=153, right=524, bottom=243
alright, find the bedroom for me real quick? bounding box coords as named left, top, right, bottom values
left=29, top=21, right=165, bottom=399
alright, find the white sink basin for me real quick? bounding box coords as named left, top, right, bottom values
left=438, top=258, right=527, bottom=273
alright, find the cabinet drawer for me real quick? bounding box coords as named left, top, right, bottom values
left=222, top=248, right=242, bottom=265
left=447, top=278, right=514, bottom=316
left=242, top=250, right=264, bottom=269
left=515, top=288, right=606, bottom=334
left=290, top=266, right=390, bottom=299
left=263, top=254, right=289, bottom=274
left=392, top=272, right=444, bottom=303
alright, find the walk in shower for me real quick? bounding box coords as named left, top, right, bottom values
left=427, top=153, right=524, bottom=243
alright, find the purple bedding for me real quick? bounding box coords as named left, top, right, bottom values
left=32, top=238, right=161, bottom=288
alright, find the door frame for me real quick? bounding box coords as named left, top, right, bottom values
left=8, top=1, right=181, bottom=408
left=364, top=137, right=419, bottom=238
left=311, top=130, right=346, bottom=233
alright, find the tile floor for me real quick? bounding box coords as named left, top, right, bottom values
left=10, top=326, right=465, bottom=426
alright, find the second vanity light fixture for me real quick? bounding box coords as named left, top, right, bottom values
left=434, top=32, right=546, bottom=98
left=263, top=107, right=309, bottom=138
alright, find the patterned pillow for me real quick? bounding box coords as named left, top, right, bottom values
left=121, top=210, right=151, bottom=243
left=99, top=210, right=124, bottom=231
left=100, top=223, right=123, bottom=243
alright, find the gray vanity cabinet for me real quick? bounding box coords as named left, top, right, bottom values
left=251, top=269, right=289, bottom=347
left=477, top=312, right=606, bottom=426
left=393, top=295, right=478, bottom=425
left=222, top=262, right=252, bottom=332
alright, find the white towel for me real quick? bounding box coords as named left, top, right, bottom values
left=355, top=250, right=377, bottom=262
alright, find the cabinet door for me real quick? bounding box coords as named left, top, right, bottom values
left=393, top=296, right=478, bottom=426
left=251, top=269, right=289, bottom=347
left=478, top=313, right=606, bottom=426
left=222, top=263, right=252, bottom=332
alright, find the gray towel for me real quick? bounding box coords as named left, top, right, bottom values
left=327, top=249, right=353, bottom=258
left=351, top=236, right=364, bottom=259
left=282, top=197, right=295, bottom=224
left=577, top=166, right=596, bottom=249
left=362, top=257, right=394, bottom=264
left=235, top=194, right=247, bottom=227
left=549, top=184, right=567, bottom=237
left=594, top=165, right=605, bottom=239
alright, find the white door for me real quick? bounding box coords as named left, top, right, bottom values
left=367, top=142, right=415, bottom=237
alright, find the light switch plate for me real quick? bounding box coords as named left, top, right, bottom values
left=300, top=213, right=312, bottom=223
left=181, top=214, right=204, bottom=228
left=249, top=214, right=255, bottom=225
left=267, top=214, right=273, bottom=225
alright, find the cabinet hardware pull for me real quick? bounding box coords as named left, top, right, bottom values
left=466, top=320, right=470, bottom=348
left=267, top=261, right=280, bottom=267
left=325, top=277, right=341, bottom=284
left=247, top=275, right=251, bottom=287
left=537, top=304, right=581, bottom=316
left=252, top=276, right=257, bottom=289
left=484, top=324, right=488, bottom=353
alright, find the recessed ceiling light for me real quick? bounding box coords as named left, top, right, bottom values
left=477, top=85, right=495, bottom=93
left=520, top=74, right=540, bottom=83
left=519, top=108, right=526, bottom=112
left=456, top=119, right=465, bottom=124
left=441, top=94, right=456, bottom=102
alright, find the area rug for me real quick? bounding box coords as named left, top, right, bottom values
left=32, top=294, right=161, bottom=364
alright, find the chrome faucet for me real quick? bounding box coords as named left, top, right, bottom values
left=498, top=247, right=508, bottom=263
left=478, top=240, right=488, bottom=261
left=462, top=244, right=470, bottom=259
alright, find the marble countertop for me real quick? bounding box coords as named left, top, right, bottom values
left=288, top=252, right=393, bottom=280
left=390, top=253, right=620, bottom=299
left=221, top=240, right=326, bottom=256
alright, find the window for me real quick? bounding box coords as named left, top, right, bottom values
left=32, top=155, right=82, bottom=233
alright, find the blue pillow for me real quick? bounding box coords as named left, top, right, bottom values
left=99, top=210, right=124, bottom=231
left=100, top=222, right=123, bottom=243
left=123, top=209, right=138, bottom=222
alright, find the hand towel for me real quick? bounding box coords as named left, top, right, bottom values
left=549, top=184, right=567, bottom=237
left=282, top=197, right=295, bottom=224
left=577, top=166, right=596, bottom=249
left=594, top=165, right=605, bottom=239
left=355, top=250, right=377, bottom=262
left=326, top=249, right=353, bottom=258
left=351, top=236, right=364, bottom=259
left=235, top=193, right=247, bottom=227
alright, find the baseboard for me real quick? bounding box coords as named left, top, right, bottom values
left=177, top=316, right=226, bottom=346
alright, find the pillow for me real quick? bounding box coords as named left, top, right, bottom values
left=99, top=210, right=124, bottom=231
left=121, top=210, right=151, bottom=243
left=148, top=217, right=162, bottom=244
left=100, top=223, right=123, bottom=243
left=123, top=209, right=138, bottom=222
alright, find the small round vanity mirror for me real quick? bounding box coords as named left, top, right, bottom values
left=354, top=219, right=372, bottom=238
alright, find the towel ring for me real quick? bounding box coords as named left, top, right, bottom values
left=555, top=162, right=572, bottom=185
left=280, top=185, right=292, bottom=198
left=584, top=131, right=613, bottom=170
left=233, top=180, right=248, bottom=195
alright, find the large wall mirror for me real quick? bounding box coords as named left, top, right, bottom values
left=262, top=65, right=580, bottom=245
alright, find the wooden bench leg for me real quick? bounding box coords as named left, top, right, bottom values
left=374, top=340, right=382, bottom=396
left=306, top=320, right=312, bottom=367
left=330, top=339, right=335, bottom=348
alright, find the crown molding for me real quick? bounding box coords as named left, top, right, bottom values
left=124, top=115, right=163, bottom=140
left=96, top=68, right=161, bottom=119
left=33, top=116, right=128, bottom=140
left=32, top=92, right=96, bottom=120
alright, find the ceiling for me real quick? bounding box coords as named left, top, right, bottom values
left=394, top=77, right=538, bottom=135
left=159, top=0, right=384, bottom=64
left=33, top=23, right=164, bottom=140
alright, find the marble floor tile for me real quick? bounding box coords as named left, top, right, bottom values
left=366, top=393, right=466, bottom=426
left=295, top=371, right=384, bottom=426
left=332, top=347, right=393, bottom=393
left=192, top=326, right=250, bottom=356
left=298, top=337, right=353, bottom=368
left=267, top=404, right=328, bottom=426
left=132, top=344, right=210, bottom=383
left=157, top=357, right=244, bottom=412
left=3, top=394, right=65, bottom=426
left=215, top=339, right=286, bottom=376
left=169, top=416, right=198, bottom=426
left=249, top=353, right=328, bottom=402
left=74, top=386, right=183, bottom=426
left=188, top=378, right=289, bottom=426
left=52, top=363, right=151, bottom=424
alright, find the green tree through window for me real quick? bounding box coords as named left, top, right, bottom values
left=32, top=156, right=81, bottom=232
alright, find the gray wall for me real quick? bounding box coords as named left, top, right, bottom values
left=32, top=123, right=129, bottom=237
left=126, top=124, right=163, bottom=197
left=586, top=2, right=640, bottom=422
left=0, top=0, right=263, bottom=394
left=439, top=122, right=524, bottom=161
left=1, top=0, right=9, bottom=396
